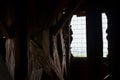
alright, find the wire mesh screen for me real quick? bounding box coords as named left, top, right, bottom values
left=102, top=13, right=108, bottom=57
left=70, top=13, right=108, bottom=57
left=70, top=15, right=86, bottom=57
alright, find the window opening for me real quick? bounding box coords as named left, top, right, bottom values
left=70, top=13, right=108, bottom=57
left=102, top=13, right=108, bottom=57
left=70, top=15, right=86, bottom=57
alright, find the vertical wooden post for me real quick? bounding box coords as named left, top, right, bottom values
left=106, top=9, right=120, bottom=80
left=14, top=32, right=28, bottom=80
left=12, top=1, right=28, bottom=80
left=86, top=2, right=103, bottom=80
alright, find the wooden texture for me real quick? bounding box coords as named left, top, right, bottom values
left=5, top=38, right=15, bottom=80
left=28, top=29, right=64, bottom=80
left=0, top=55, right=12, bottom=80
left=60, top=29, right=67, bottom=77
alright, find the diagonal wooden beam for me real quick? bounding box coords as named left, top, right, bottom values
left=53, top=0, right=82, bottom=36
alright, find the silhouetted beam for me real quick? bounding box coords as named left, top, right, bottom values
left=86, top=0, right=103, bottom=80
left=53, top=0, right=82, bottom=36
left=106, top=9, right=120, bottom=80
left=12, top=1, right=28, bottom=80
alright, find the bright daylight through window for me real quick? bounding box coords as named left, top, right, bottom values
left=70, top=13, right=108, bottom=57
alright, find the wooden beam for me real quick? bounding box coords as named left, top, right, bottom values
left=53, top=0, right=81, bottom=36
left=60, top=29, right=67, bottom=79
left=86, top=1, right=103, bottom=79
left=106, top=9, right=120, bottom=80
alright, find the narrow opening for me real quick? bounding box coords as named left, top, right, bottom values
left=70, top=15, right=86, bottom=57
left=70, top=13, right=108, bottom=57
left=102, top=13, right=108, bottom=57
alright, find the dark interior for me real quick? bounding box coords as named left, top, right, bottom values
left=0, top=0, right=120, bottom=80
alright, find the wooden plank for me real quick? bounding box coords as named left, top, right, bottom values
left=29, top=29, right=64, bottom=80
left=52, top=36, right=62, bottom=75
left=29, top=69, right=43, bottom=80
left=59, top=29, right=67, bottom=79
left=86, top=4, right=103, bottom=80
left=5, top=38, right=15, bottom=80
